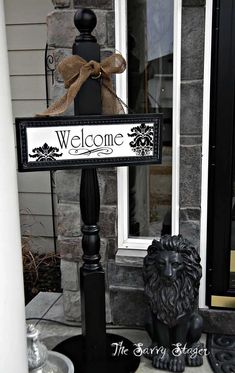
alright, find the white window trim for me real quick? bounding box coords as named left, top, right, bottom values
left=115, top=0, right=182, bottom=254
left=199, top=0, right=213, bottom=309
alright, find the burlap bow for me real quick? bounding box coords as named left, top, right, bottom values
left=38, top=53, right=126, bottom=116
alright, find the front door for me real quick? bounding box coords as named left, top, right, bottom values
left=207, top=0, right=235, bottom=308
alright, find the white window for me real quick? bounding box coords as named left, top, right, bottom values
left=115, top=0, right=182, bottom=256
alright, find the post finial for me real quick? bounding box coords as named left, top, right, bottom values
left=74, top=8, right=97, bottom=42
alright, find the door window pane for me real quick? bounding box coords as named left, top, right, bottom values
left=230, top=150, right=235, bottom=288
left=128, top=0, right=173, bottom=237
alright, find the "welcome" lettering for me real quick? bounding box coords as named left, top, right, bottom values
left=55, top=129, right=124, bottom=149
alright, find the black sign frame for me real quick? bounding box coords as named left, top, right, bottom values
left=16, top=114, right=162, bottom=172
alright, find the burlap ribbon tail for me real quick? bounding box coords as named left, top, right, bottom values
left=39, top=53, right=126, bottom=116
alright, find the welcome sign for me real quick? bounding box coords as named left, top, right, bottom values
left=16, top=114, right=162, bottom=171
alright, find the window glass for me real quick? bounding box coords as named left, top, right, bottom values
left=230, top=143, right=235, bottom=288
left=127, top=0, right=173, bottom=237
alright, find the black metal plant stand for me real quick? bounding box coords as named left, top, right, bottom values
left=53, top=9, right=140, bottom=373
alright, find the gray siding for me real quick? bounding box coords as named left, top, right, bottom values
left=5, top=0, right=56, bottom=253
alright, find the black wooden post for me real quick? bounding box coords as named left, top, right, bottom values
left=73, top=8, right=101, bottom=115
left=73, top=8, right=106, bottom=363
left=53, top=8, right=140, bottom=373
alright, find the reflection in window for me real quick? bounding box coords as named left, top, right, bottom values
left=128, top=0, right=173, bottom=237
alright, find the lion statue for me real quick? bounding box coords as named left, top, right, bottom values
left=143, top=235, right=204, bottom=372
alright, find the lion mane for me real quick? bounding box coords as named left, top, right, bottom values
left=143, top=235, right=202, bottom=328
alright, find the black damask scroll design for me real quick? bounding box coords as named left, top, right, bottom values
left=29, top=143, right=63, bottom=161
left=128, top=123, right=154, bottom=156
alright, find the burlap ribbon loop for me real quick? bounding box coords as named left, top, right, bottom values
left=38, top=53, right=126, bottom=116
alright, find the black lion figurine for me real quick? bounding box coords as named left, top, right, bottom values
left=143, top=235, right=204, bottom=372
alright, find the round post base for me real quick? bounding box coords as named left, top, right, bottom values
left=53, top=333, right=140, bottom=373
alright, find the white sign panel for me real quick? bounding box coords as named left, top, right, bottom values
left=16, top=114, right=162, bottom=171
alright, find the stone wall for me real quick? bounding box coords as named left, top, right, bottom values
left=48, top=0, right=205, bottom=324
left=180, top=0, right=205, bottom=248
left=48, top=0, right=116, bottom=320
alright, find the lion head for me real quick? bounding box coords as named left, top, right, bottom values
left=143, top=235, right=202, bottom=327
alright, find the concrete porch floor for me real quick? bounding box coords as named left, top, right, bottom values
left=26, top=292, right=213, bottom=372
